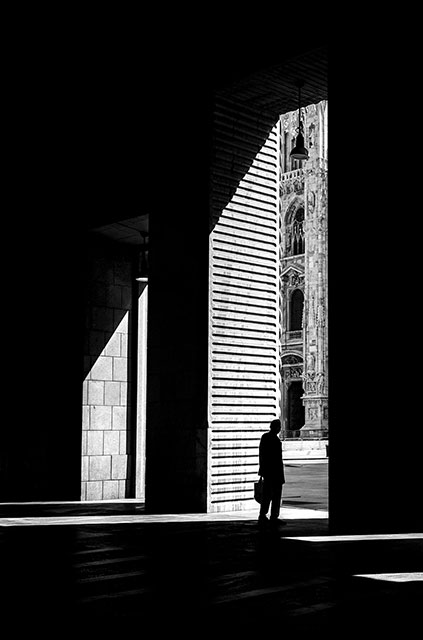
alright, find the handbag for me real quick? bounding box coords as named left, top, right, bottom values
left=254, top=477, right=264, bottom=504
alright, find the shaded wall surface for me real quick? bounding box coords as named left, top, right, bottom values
left=0, top=234, right=138, bottom=502
left=1, top=238, right=85, bottom=501
left=81, top=236, right=136, bottom=500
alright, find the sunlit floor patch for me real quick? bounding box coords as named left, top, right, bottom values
left=0, top=506, right=327, bottom=527
left=283, top=533, right=423, bottom=542
left=354, top=572, right=423, bottom=582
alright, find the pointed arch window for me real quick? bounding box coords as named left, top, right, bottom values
left=290, top=289, right=304, bottom=331
left=291, top=207, right=305, bottom=255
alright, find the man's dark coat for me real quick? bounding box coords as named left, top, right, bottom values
left=258, top=431, right=285, bottom=483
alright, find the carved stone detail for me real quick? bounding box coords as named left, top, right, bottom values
left=280, top=269, right=305, bottom=293
left=281, top=354, right=302, bottom=365
left=303, top=371, right=325, bottom=394
left=280, top=175, right=304, bottom=196
left=281, top=365, right=303, bottom=381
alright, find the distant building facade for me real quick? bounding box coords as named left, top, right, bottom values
left=278, top=100, right=328, bottom=437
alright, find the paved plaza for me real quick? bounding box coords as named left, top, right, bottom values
left=1, top=460, right=421, bottom=635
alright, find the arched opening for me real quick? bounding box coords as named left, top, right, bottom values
left=287, top=380, right=305, bottom=431
left=290, top=288, right=304, bottom=331
left=292, top=207, right=305, bottom=255
left=285, top=202, right=305, bottom=257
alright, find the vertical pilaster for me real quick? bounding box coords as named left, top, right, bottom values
left=135, top=283, right=148, bottom=500
left=302, top=101, right=328, bottom=435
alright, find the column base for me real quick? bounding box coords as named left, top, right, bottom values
left=301, top=394, right=328, bottom=437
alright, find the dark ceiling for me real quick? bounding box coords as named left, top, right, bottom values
left=52, top=29, right=327, bottom=237
left=216, top=45, right=328, bottom=115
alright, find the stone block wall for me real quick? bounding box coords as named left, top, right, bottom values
left=81, top=241, right=134, bottom=500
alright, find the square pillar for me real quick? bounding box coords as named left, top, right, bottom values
left=145, top=204, right=209, bottom=513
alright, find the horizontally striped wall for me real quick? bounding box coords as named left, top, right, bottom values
left=208, top=99, right=281, bottom=512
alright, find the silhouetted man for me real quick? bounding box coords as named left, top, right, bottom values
left=258, top=418, right=285, bottom=525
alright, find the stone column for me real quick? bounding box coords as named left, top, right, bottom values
left=144, top=204, right=209, bottom=513
left=301, top=102, right=328, bottom=436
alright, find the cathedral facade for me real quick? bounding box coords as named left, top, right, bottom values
left=278, top=100, right=328, bottom=438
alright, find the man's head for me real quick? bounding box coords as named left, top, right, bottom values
left=270, top=418, right=281, bottom=434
